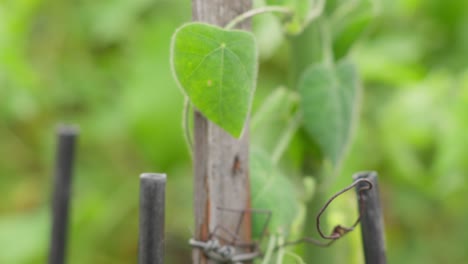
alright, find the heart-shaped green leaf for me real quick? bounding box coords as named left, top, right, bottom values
left=298, top=60, right=361, bottom=166
left=171, top=23, right=257, bottom=137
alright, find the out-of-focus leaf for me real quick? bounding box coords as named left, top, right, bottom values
left=353, top=32, right=426, bottom=84
left=252, top=5, right=284, bottom=59
left=0, top=209, right=48, bottom=263
left=251, top=86, right=300, bottom=159
left=332, top=10, right=373, bottom=59
left=89, top=0, right=155, bottom=44
left=301, top=176, right=316, bottom=202
left=251, top=86, right=298, bottom=130
left=250, top=147, right=300, bottom=238
left=171, top=23, right=257, bottom=137
left=299, top=60, right=361, bottom=166
left=376, top=71, right=453, bottom=195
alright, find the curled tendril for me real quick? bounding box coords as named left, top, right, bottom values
left=279, top=178, right=373, bottom=249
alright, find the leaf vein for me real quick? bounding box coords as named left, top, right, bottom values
left=225, top=48, right=250, bottom=81
left=183, top=46, right=222, bottom=81
left=218, top=47, right=225, bottom=122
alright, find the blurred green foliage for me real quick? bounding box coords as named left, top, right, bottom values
left=1, top=0, right=467, bottom=263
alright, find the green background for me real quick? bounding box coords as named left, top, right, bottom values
left=1, top=0, right=468, bottom=263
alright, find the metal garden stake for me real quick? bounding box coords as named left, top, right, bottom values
left=138, top=173, right=166, bottom=264
left=354, top=171, right=387, bottom=264
left=49, top=125, right=78, bottom=264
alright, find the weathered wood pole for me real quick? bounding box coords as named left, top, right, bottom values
left=138, top=173, right=166, bottom=264
left=192, top=1, right=253, bottom=263
left=49, top=125, right=78, bottom=264
left=354, top=171, right=387, bottom=264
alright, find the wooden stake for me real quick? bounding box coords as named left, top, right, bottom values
left=191, top=1, right=253, bottom=263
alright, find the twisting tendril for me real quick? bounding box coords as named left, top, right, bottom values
left=278, top=178, right=373, bottom=249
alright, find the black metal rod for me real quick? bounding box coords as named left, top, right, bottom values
left=353, top=171, right=387, bottom=264
left=138, top=173, right=166, bottom=264
left=49, top=125, right=78, bottom=264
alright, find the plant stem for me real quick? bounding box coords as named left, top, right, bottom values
left=251, top=88, right=287, bottom=131
left=284, top=251, right=306, bottom=264
left=182, top=97, right=193, bottom=151
left=320, top=19, right=334, bottom=67
left=276, top=235, right=285, bottom=264
left=330, top=0, right=359, bottom=23
left=288, top=21, right=324, bottom=86
left=303, top=0, right=326, bottom=27
left=272, top=110, right=302, bottom=164
left=225, top=6, right=293, bottom=29
left=261, top=235, right=277, bottom=264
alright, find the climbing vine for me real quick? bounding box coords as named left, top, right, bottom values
left=171, top=0, right=378, bottom=262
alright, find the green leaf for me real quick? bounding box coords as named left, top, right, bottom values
left=250, top=147, right=300, bottom=237
left=252, top=9, right=284, bottom=59
left=251, top=87, right=292, bottom=131
left=171, top=23, right=258, bottom=137
left=332, top=12, right=372, bottom=59
left=331, top=1, right=375, bottom=59
left=298, top=60, right=361, bottom=166
left=0, top=209, right=49, bottom=263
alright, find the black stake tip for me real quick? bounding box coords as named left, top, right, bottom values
left=353, top=171, right=378, bottom=181
left=56, top=124, right=79, bottom=136
left=140, top=173, right=167, bottom=182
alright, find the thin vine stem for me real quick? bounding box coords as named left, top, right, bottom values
left=225, top=6, right=293, bottom=30
left=303, top=0, right=326, bottom=27
left=182, top=97, right=193, bottom=152
left=284, top=251, right=306, bottom=264
left=320, top=18, right=335, bottom=67
left=330, top=0, right=359, bottom=23
left=272, top=110, right=302, bottom=164
left=261, top=235, right=276, bottom=264
left=275, top=235, right=285, bottom=264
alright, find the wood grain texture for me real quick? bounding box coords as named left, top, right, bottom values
left=354, top=172, right=387, bottom=264
left=193, top=0, right=252, bottom=28
left=192, top=1, right=252, bottom=263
